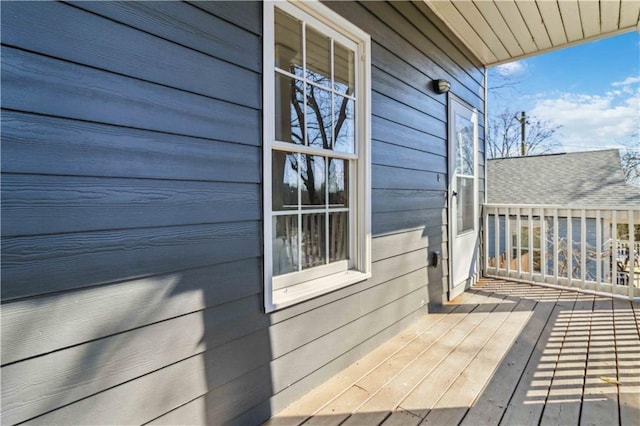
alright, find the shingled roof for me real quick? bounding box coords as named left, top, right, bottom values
left=487, top=149, right=640, bottom=207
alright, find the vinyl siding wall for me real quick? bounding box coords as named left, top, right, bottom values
left=0, top=2, right=485, bottom=424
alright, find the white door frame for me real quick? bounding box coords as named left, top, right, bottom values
left=448, top=94, right=480, bottom=300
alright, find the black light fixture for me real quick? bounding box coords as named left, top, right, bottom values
left=433, top=79, right=451, bottom=94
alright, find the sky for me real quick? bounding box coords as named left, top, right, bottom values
left=488, top=30, right=640, bottom=154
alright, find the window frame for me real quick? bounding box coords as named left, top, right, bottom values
left=263, top=0, right=371, bottom=312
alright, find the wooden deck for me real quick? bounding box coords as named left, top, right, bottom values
left=266, top=279, right=640, bottom=426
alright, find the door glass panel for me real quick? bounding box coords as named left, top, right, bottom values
left=456, top=176, right=474, bottom=234
left=455, top=113, right=474, bottom=176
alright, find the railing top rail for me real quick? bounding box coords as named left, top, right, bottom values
left=484, top=203, right=640, bottom=212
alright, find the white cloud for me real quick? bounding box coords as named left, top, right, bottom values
left=530, top=84, right=639, bottom=152
left=495, top=61, right=525, bottom=77
left=612, top=76, right=640, bottom=87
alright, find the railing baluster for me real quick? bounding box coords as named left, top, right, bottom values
left=325, top=211, right=330, bottom=265
left=484, top=208, right=489, bottom=273
left=553, top=210, right=559, bottom=283
left=528, top=211, right=534, bottom=281
left=629, top=209, right=635, bottom=299
left=494, top=211, right=499, bottom=273
left=611, top=210, right=617, bottom=289
left=580, top=209, right=587, bottom=290
left=567, top=210, right=573, bottom=286
left=298, top=213, right=303, bottom=272
left=506, top=207, right=511, bottom=278
left=516, top=208, right=522, bottom=278
left=596, top=209, right=602, bottom=293
left=541, top=209, right=547, bottom=282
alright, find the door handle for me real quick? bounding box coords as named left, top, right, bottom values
left=452, top=191, right=458, bottom=197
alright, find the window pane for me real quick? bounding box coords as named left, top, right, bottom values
left=273, top=215, right=299, bottom=276
left=455, top=112, right=474, bottom=176
left=302, top=213, right=326, bottom=269
left=306, top=26, right=331, bottom=86
left=300, top=155, right=325, bottom=207
left=334, top=41, right=354, bottom=95
left=275, top=9, right=302, bottom=76
left=333, top=95, right=354, bottom=154
left=272, top=151, right=298, bottom=211
left=329, top=211, right=348, bottom=262
left=328, top=158, right=348, bottom=206
left=456, top=176, right=474, bottom=234
left=306, top=84, right=332, bottom=149
left=275, top=73, right=304, bottom=144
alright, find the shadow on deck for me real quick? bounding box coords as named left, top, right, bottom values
left=266, top=278, right=640, bottom=426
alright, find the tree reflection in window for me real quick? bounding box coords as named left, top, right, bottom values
left=455, top=113, right=475, bottom=176
left=277, top=76, right=354, bottom=153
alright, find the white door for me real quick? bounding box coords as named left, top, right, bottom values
left=449, top=96, right=479, bottom=299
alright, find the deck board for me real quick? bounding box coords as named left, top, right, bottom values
left=580, top=297, right=619, bottom=426
left=266, top=279, right=640, bottom=426
left=499, top=291, right=581, bottom=426
left=539, top=295, right=594, bottom=425
left=614, top=299, right=640, bottom=426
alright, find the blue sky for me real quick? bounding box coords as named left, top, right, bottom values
left=488, top=30, right=640, bottom=153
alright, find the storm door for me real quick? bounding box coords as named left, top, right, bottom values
left=448, top=96, right=479, bottom=299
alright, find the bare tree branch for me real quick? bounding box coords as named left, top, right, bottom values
left=619, top=135, right=640, bottom=185
left=487, top=109, right=561, bottom=159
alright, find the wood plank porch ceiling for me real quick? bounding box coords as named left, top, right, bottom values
left=424, top=0, right=640, bottom=66
left=267, top=279, right=640, bottom=425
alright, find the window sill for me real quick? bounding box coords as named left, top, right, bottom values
left=267, top=270, right=371, bottom=313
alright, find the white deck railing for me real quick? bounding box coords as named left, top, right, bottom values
left=483, top=204, right=639, bottom=300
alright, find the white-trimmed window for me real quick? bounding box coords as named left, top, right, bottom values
left=263, top=1, right=371, bottom=312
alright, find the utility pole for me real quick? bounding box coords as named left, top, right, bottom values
left=516, top=111, right=526, bottom=156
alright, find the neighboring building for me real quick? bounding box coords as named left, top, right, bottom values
left=1, top=2, right=637, bottom=425
left=487, top=149, right=640, bottom=207
left=486, top=150, right=640, bottom=291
